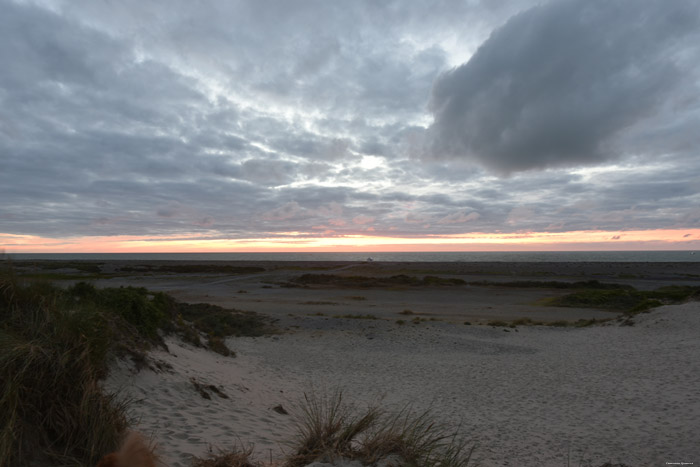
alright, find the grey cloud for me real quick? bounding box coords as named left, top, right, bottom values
left=427, top=0, right=700, bottom=173
left=261, top=202, right=308, bottom=222
left=437, top=212, right=480, bottom=225
left=236, top=159, right=297, bottom=186
left=269, top=135, right=352, bottom=161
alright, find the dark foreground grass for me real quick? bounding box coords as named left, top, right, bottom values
left=0, top=264, right=273, bottom=466
left=285, top=390, right=475, bottom=467
left=0, top=271, right=129, bottom=466
left=192, top=445, right=258, bottom=467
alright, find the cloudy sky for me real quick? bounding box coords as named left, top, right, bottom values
left=2, top=0, right=700, bottom=252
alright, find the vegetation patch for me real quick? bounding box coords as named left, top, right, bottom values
left=486, top=317, right=610, bottom=328
left=486, top=320, right=509, bottom=327
left=192, top=445, right=257, bottom=467
left=173, top=301, right=273, bottom=356
left=118, top=264, right=266, bottom=275
left=546, top=285, right=700, bottom=314
left=0, top=266, right=276, bottom=466
left=333, top=314, right=379, bottom=320
left=1, top=273, right=128, bottom=466
left=285, top=390, right=475, bottom=467
left=468, top=279, right=632, bottom=290
left=290, top=274, right=466, bottom=288
left=14, top=260, right=104, bottom=274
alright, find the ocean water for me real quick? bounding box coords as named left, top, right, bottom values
left=6, top=251, right=700, bottom=262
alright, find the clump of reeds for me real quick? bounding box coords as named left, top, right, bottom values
left=284, top=390, right=475, bottom=467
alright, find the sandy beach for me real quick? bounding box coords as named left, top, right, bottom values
left=104, top=301, right=700, bottom=467
left=15, top=260, right=700, bottom=466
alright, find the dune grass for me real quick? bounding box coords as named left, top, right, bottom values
left=545, top=285, right=700, bottom=315
left=0, top=264, right=274, bottom=466
left=284, top=390, right=475, bottom=467
left=0, top=269, right=130, bottom=466
left=192, top=447, right=258, bottom=467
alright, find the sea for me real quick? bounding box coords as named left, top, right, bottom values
left=5, top=251, right=700, bottom=262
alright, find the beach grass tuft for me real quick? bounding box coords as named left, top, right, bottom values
left=284, top=390, right=475, bottom=467
left=192, top=444, right=259, bottom=467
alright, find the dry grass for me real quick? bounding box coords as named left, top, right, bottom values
left=192, top=445, right=259, bottom=467
left=284, top=390, right=475, bottom=467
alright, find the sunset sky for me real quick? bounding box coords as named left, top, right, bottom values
left=2, top=0, right=700, bottom=253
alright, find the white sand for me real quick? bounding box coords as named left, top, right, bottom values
left=105, top=303, right=700, bottom=467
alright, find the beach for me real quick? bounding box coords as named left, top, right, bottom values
left=14, top=259, right=700, bottom=466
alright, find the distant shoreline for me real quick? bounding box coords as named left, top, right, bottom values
left=9, top=258, right=700, bottom=325
left=6, top=249, right=700, bottom=263
left=9, top=257, right=700, bottom=279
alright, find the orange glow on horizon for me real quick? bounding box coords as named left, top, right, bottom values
left=2, top=228, right=700, bottom=253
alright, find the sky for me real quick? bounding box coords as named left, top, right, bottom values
left=2, top=0, right=700, bottom=253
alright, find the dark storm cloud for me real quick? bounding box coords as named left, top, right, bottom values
left=427, top=0, right=700, bottom=173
